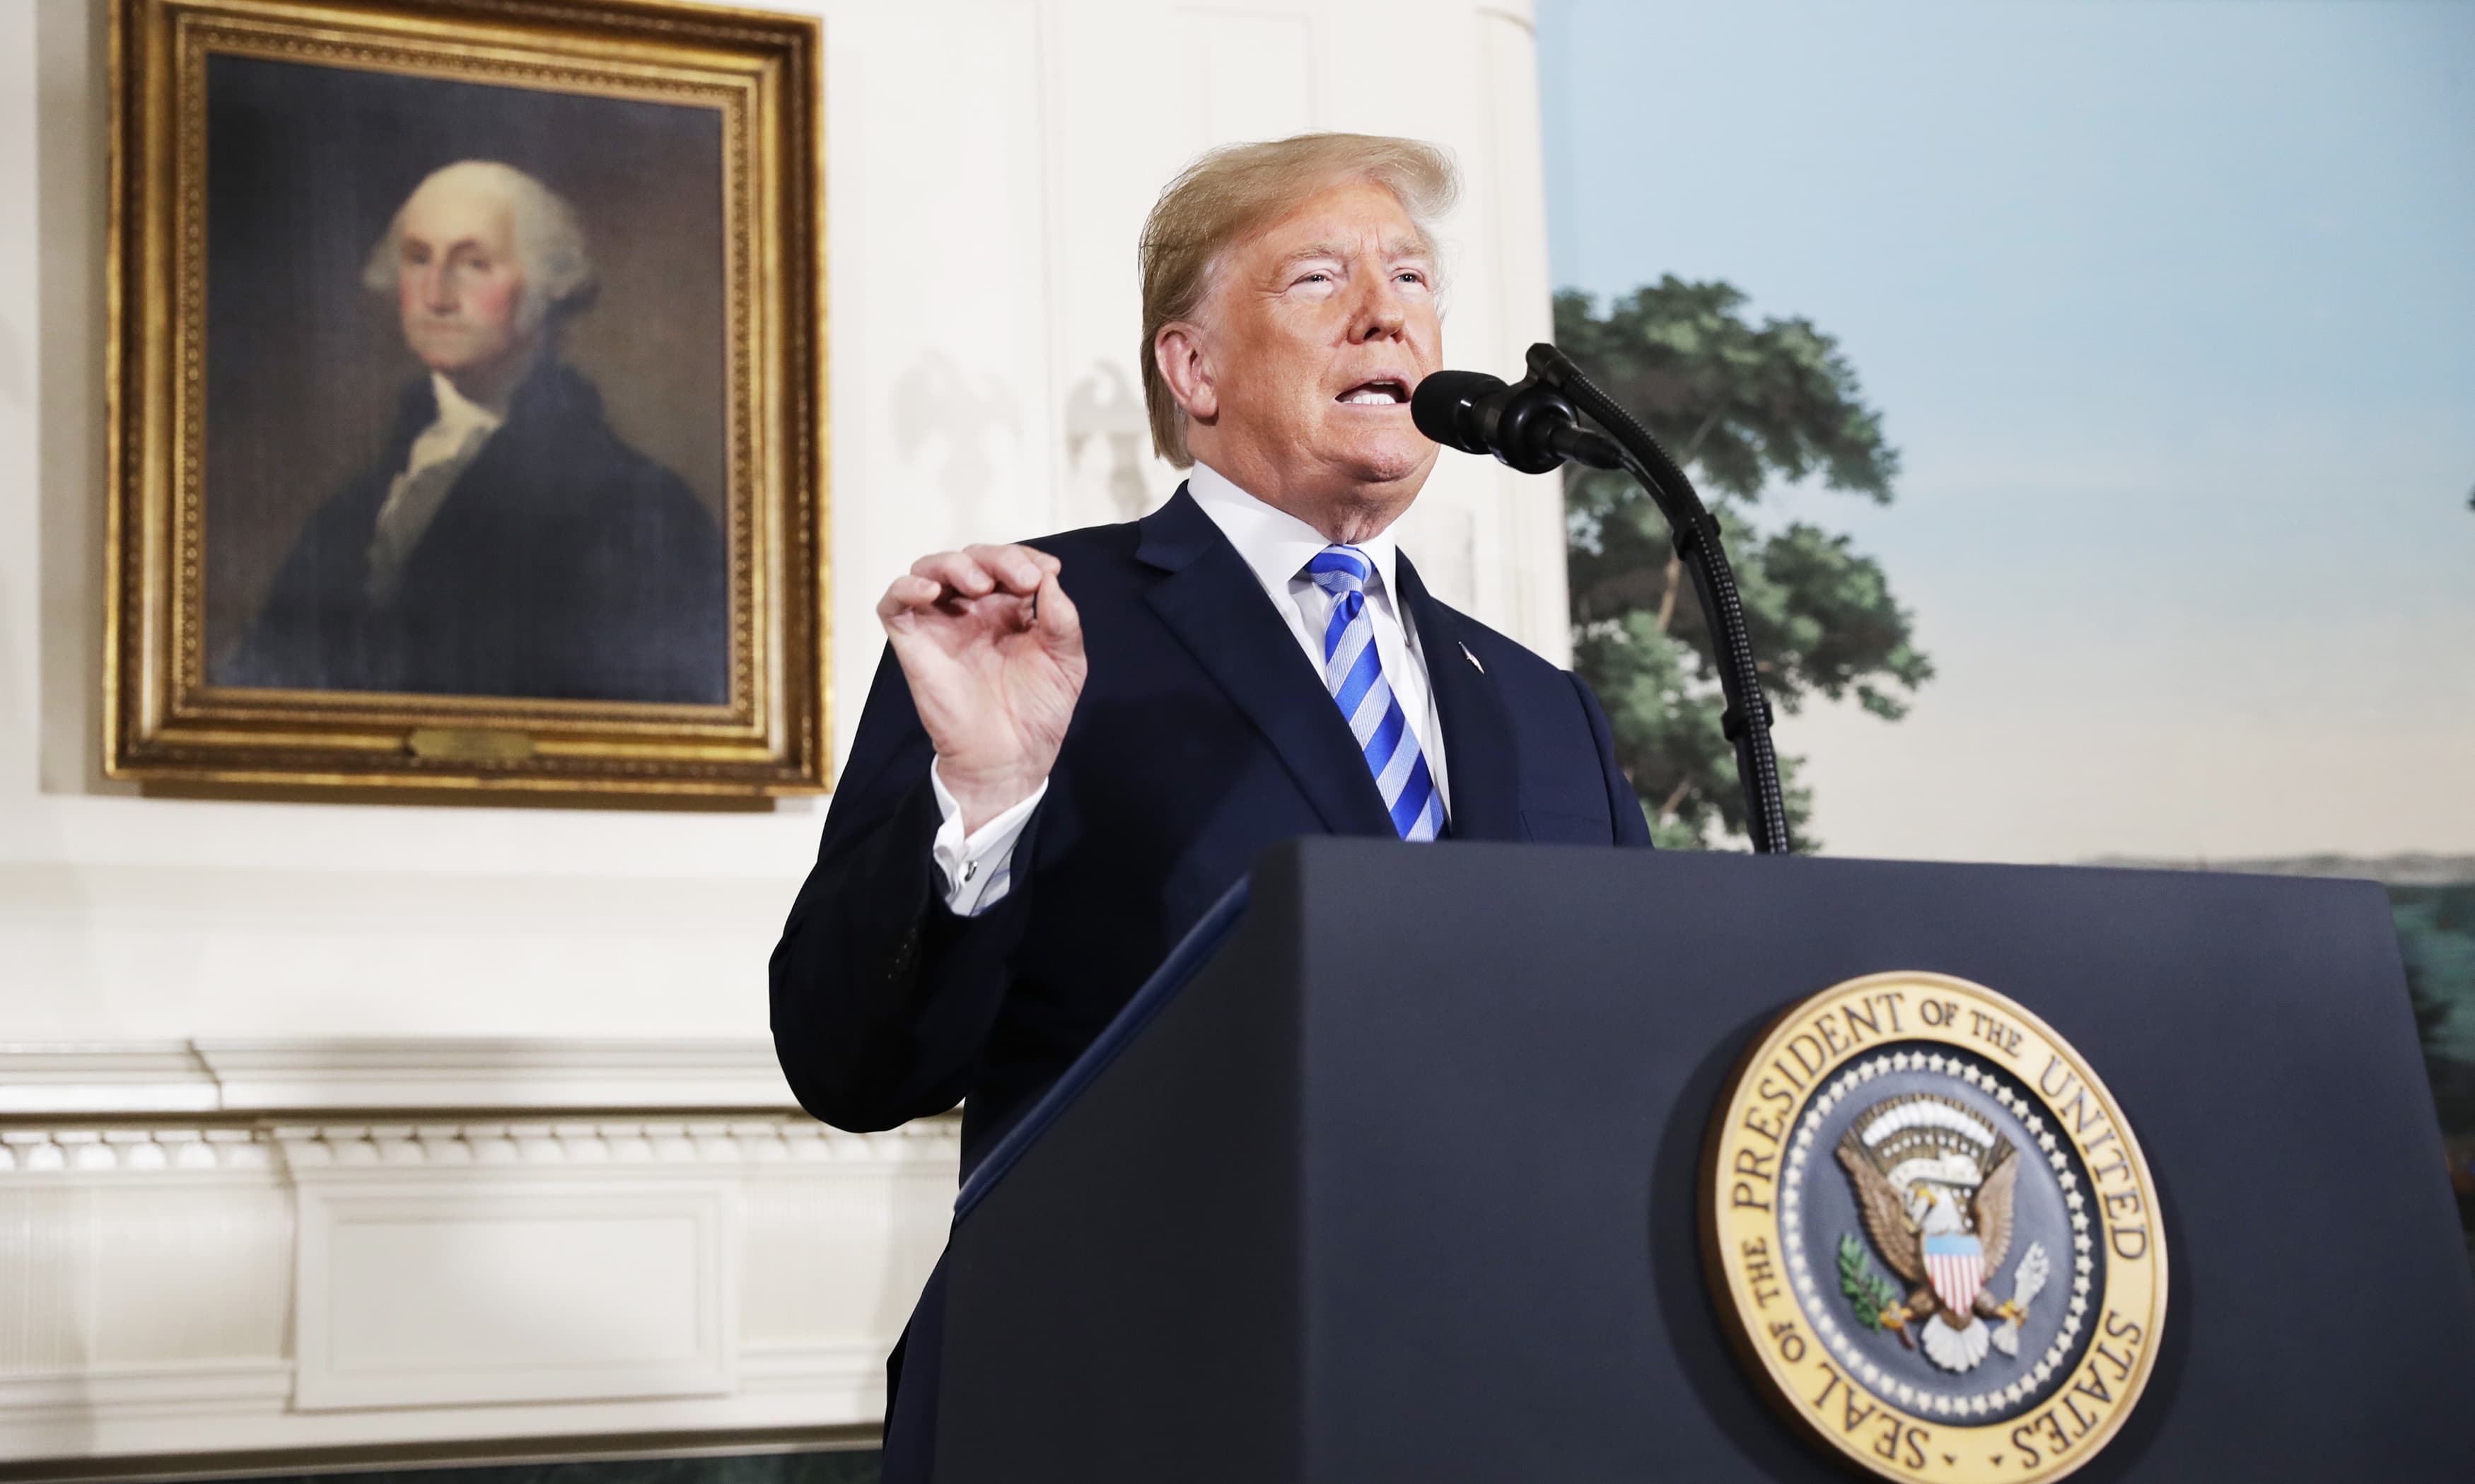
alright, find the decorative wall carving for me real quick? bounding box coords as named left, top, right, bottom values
left=0, top=1126, right=274, bottom=1172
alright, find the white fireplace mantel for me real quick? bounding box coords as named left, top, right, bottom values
left=0, top=1039, right=954, bottom=1475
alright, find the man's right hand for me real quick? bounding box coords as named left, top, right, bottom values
left=876, top=544, right=1087, bottom=834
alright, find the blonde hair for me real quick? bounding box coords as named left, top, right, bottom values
left=1136, top=133, right=1460, bottom=467
left=363, top=160, right=596, bottom=332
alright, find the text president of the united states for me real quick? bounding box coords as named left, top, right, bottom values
left=218, top=160, right=727, bottom=703
left=770, top=134, right=1653, bottom=1478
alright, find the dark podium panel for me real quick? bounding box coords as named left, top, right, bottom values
left=938, top=840, right=2475, bottom=1482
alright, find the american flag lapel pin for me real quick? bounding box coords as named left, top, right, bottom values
left=1460, top=641, right=1484, bottom=674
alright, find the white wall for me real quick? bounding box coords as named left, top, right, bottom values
left=0, top=0, right=1563, bottom=1046
left=0, top=0, right=1561, bottom=1464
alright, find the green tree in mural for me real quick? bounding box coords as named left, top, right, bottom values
left=1559, top=277, right=1930, bottom=848
left=2394, top=887, right=2475, bottom=1136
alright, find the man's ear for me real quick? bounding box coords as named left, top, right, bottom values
left=1154, top=322, right=1218, bottom=426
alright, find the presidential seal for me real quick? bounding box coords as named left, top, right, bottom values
left=1702, top=972, right=2166, bottom=1483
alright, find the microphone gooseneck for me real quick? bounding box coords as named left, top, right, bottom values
left=1411, top=349, right=1794, bottom=855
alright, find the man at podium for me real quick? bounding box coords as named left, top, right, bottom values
left=771, top=132, right=1650, bottom=1478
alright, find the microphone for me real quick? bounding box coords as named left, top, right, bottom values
left=1411, top=368, right=1625, bottom=474
left=1414, top=344, right=1794, bottom=853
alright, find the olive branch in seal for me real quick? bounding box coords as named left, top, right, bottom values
left=1838, top=1232, right=1902, bottom=1331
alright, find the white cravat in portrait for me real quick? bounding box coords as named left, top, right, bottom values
left=364, top=370, right=506, bottom=607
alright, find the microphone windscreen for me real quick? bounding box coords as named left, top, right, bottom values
left=1410, top=369, right=1508, bottom=453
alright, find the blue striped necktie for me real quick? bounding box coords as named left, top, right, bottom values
left=1305, top=546, right=1445, bottom=841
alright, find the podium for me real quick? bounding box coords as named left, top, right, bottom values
left=936, top=839, right=2475, bottom=1481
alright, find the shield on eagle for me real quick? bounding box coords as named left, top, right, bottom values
left=1923, top=1230, right=1986, bottom=1314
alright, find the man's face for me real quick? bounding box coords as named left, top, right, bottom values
left=1184, top=178, right=1443, bottom=516
left=395, top=180, right=532, bottom=385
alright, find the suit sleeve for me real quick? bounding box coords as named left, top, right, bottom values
left=769, top=645, right=1042, bottom=1130
left=1571, top=671, right=1655, bottom=848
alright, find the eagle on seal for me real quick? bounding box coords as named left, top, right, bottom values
left=1836, top=1094, right=2032, bottom=1372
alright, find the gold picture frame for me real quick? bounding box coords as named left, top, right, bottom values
left=106, top=0, right=827, bottom=799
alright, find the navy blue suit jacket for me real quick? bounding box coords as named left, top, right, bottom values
left=767, top=484, right=1651, bottom=1476
left=771, top=484, right=1650, bottom=1165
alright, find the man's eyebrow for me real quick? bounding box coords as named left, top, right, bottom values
left=1272, top=235, right=1436, bottom=271
left=1274, top=240, right=1353, bottom=269
left=402, top=233, right=497, bottom=257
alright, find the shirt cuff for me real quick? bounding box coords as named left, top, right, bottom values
left=928, top=761, right=1047, bottom=918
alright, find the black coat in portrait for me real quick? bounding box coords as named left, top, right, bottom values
left=218, top=361, right=728, bottom=704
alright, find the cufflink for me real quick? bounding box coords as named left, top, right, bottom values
left=1460, top=641, right=1484, bottom=674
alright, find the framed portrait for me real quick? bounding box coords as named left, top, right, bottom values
left=106, top=0, right=827, bottom=797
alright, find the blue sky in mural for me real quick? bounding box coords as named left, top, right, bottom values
left=1537, top=0, right=2475, bottom=862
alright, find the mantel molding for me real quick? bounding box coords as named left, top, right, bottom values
left=0, top=1038, right=800, bottom=1116
left=0, top=1044, right=222, bottom=1114
left=0, top=1046, right=955, bottom=1471
left=0, top=1114, right=961, bottom=1177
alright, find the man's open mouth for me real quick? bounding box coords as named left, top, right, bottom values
left=1336, top=380, right=1409, bottom=406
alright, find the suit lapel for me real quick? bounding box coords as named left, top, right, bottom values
left=1394, top=555, right=1523, bottom=842
left=1138, top=487, right=1397, bottom=837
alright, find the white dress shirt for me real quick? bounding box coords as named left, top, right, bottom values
left=366, top=373, right=504, bottom=607
left=929, top=461, right=1450, bottom=916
